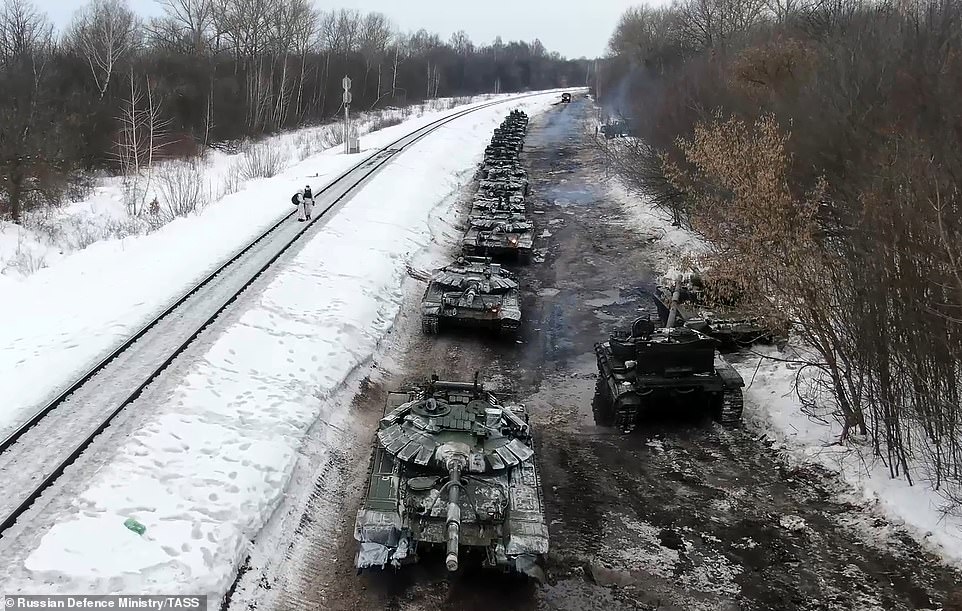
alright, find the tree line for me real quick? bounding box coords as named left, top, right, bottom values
left=0, top=0, right=588, bottom=223
left=600, top=0, right=962, bottom=505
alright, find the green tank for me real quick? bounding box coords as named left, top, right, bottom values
left=353, top=375, right=548, bottom=578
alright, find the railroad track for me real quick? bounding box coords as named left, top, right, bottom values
left=0, top=93, right=548, bottom=537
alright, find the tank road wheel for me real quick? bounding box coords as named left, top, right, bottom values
left=422, top=314, right=439, bottom=335
left=718, top=388, right=744, bottom=427
left=591, top=378, right=615, bottom=427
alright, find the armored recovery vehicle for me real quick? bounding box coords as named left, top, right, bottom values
left=653, top=275, right=788, bottom=348
left=593, top=279, right=745, bottom=431
left=354, top=375, right=549, bottom=578
left=420, top=257, right=521, bottom=336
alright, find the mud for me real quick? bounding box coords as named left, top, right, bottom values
left=279, top=98, right=962, bottom=611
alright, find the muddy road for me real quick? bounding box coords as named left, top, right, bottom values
left=272, top=98, right=962, bottom=611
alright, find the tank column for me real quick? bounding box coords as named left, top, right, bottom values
left=445, top=464, right=463, bottom=571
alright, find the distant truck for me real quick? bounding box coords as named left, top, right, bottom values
left=561, top=92, right=572, bottom=103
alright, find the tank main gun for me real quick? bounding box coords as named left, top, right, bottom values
left=444, top=459, right=464, bottom=571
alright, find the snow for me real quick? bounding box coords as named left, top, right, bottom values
left=0, top=91, right=563, bottom=605
left=0, top=95, right=514, bottom=281
left=611, top=160, right=962, bottom=569
left=0, top=91, right=562, bottom=437
left=733, top=346, right=962, bottom=567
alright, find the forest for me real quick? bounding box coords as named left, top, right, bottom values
left=600, top=0, right=962, bottom=505
left=0, top=0, right=588, bottom=223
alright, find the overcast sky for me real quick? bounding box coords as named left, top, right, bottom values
left=35, top=0, right=629, bottom=59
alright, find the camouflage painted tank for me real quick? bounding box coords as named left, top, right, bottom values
left=593, top=280, right=744, bottom=431
left=420, top=257, right=521, bottom=336
left=479, top=176, right=529, bottom=197
left=354, top=375, right=548, bottom=578
left=461, top=213, right=534, bottom=262
left=478, top=164, right=527, bottom=181
left=471, top=194, right=526, bottom=215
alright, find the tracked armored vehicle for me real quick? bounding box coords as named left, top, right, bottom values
left=593, top=280, right=745, bottom=431
left=461, top=214, right=534, bottom=262
left=472, top=195, right=526, bottom=215
left=479, top=177, right=529, bottom=197
left=354, top=375, right=549, bottom=578
left=653, top=276, right=788, bottom=348
left=478, top=164, right=527, bottom=181
left=420, top=257, right=521, bottom=335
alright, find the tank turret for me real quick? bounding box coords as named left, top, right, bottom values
left=354, top=375, right=548, bottom=578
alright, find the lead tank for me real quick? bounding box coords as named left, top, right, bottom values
left=593, top=278, right=745, bottom=431
left=420, top=257, right=521, bottom=336
left=354, top=374, right=548, bottom=578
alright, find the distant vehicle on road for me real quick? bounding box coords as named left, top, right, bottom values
left=561, top=92, right=572, bottom=103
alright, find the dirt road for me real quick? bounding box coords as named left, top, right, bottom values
left=270, top=98, right=962, bottom=611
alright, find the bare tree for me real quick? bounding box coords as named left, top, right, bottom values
left=0, top=0, right=50, bottom=62
left=0, top=0, right=56, bottom=223
left=147, top=0, right=215, bottom=54
left=68, top=0, right=140, bottom=99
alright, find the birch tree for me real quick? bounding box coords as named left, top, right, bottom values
left=68, top=0, right=139, bottom=99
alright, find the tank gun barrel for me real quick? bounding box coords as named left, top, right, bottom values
left=445, top=464, right=463, bottom=571
left=666, top=275, right=683, bottom=329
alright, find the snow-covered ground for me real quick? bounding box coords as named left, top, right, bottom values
left=0, top=92, right=562, bottom=605
left=608, top=173, right=962, bottom=568
left=0, top=92, right=562, bottom=438
left=0, top=95, right=504, bottom=282
left=733, top=347, right=962, bottom=567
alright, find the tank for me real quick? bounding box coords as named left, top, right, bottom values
left=461, top=213, right=534, bottom=263
left=561, top=92, right=572, bottom=103
left=593, top=278, right=745, bottom=431
left=479, top=177, right=529, bottom=197
left=354, top=374, right=549, bottom=578
left=652, top=275, right=788, bottom=348
left=420, top=256, right=522, bottom=335
left=472, top=195, right=526, bottom=215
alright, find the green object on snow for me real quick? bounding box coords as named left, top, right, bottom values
left=124, top=518, right=146, bottom=535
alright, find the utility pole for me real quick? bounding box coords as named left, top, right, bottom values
left=342, top=75, right=352, bottom=154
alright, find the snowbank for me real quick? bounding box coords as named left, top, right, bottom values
left=0, top=92, right=561, bottom=604
left=0, top=92, right=561, bottom=436
left=733, top=347, right=962, bottom=567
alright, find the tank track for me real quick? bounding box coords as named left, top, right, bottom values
left=591, top=377, right=614, bottom=426
left=422, top=314, right=439, bottom=335
left=718, top=387, right=744, bottom=426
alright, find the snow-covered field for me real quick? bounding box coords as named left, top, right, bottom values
left=0, top=91, right=562, bottom=605
left=0, top=95, right=503, bottom=282
left=608, top=174, right=962, bottom=568
left=0, top=92, right=559, bottom=438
